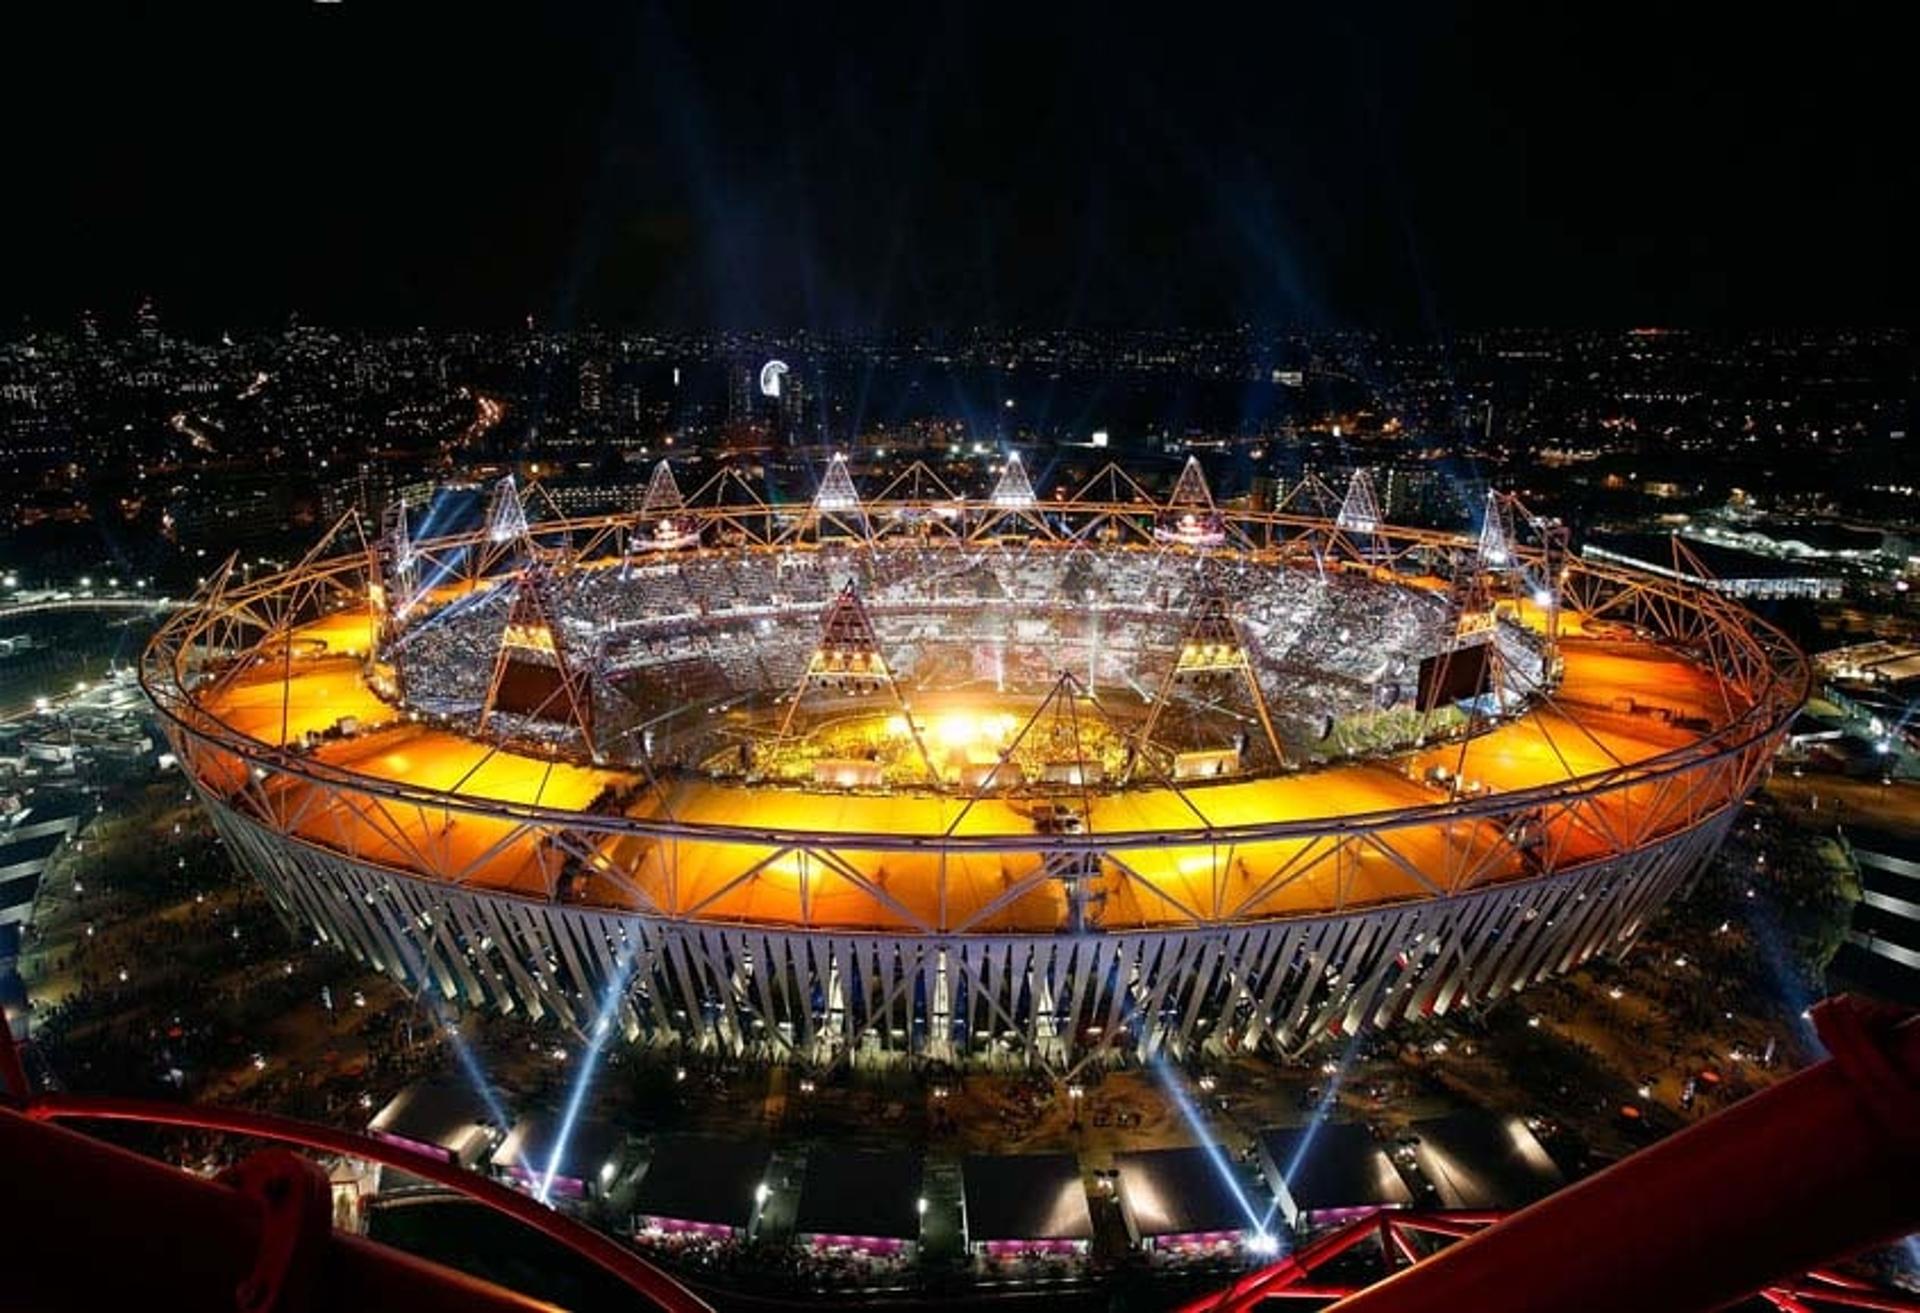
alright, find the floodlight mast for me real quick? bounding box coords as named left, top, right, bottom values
left=1131, top=585, right=1286, bottom=781
left=777, top=583, right=939, bottom=781
left=479, top=557, right=598, bottom=757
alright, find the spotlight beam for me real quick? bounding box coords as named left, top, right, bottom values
left=1150, top=1058, right=1268, bottom=1239
left=538, top=942, right=639, bottom=1203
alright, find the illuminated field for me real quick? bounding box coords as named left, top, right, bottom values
left=144, top=469, right=1807, bottom=1065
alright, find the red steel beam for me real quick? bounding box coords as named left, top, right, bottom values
left=1767, top=1279, right=1920, bottom=1313
left=1183, top=1210, right=1390, bottom=1311
left=24, top=1092, right=712, bottom=1313
left=1318, top=997, right=1920, bottom=1313
left=0, top=1104, right=553, bottom=1313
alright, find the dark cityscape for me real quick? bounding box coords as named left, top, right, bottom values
left=2, top=6, right=1915, bottom=1313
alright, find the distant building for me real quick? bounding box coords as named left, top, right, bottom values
left=1706, top=520, right=1891, bottom=565
left=577, top=357, right=608, bottom=416
left=727, top=362, right=758, bottom=430
left=541, top=478, right=655, bottom=517
left=165, top=471, right=295, bottom=554
left=320, top=461, right=436, bottom=528
left=1583, top=533, right=1844, bottom=601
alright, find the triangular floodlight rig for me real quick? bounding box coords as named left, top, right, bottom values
left=478, top=557, right=598, bottom=758
left=625, top=460, right=699, bottom=565
left=1154, top=456, right=1228, bottom=548
left=1334, top=468, right=1387, bottom=564
left=972, top=451, right=1054, bottom=541
left=1130, top=585, right=1286, bottom=781
left=776, top=584, right=938, bottom=780
left=1475, top=489, right=1517, bottom=575
left=807, top=453, right=870, bottom=542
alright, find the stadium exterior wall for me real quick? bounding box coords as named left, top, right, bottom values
left=200, top=786, right=1730, bottom=1072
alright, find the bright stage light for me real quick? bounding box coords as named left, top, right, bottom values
left=929, top=710, right=1017, bottom=750
left=933, top=712, right=980, bottom=747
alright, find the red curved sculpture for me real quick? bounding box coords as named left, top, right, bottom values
left=1193, top=997, right=1920, bottom=1313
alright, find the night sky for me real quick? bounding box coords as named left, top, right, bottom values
left=7, top=3, right=1909, bottom=331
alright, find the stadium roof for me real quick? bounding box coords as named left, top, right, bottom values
left=366, top=1080, right=501, bottom=1161
left=1846, top=825, right=1920, bottom=869
left=1409, top=1111, right=1564, bottom=1209
left=1259, top=1122, right=1415, bottom=1216
left=0, top=833, right=64, bottom=877
left=962, top=1153, right=1093, bottom=1243
left=794, top=1147, right=922, bottom=1241
left=1114, top=1145, right=1261, bottom=1238
left=7, top=791, right=86, bottom=829
left=489, top=1112, right=625, bottom=1187
left=633, top=1135, right=769, bottom=1229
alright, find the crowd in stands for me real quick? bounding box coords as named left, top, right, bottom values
left=631, top=1229, right=919, bottom=1294
left=381, top=543, right=1545, bottom=768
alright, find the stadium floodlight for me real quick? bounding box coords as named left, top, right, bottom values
left=1477, top=490, right=1516, bottom=571
left=990, top=452, right=1037, bottom=507
left=641, top=459, right=684, bottom=516
left=1166, top=455, right=1215, bottom=511
left=813, top=452, right=862, bottom=514
left=485, top=475, right=529, bottom=544
left=1336, top=469, right=1382, bottom=536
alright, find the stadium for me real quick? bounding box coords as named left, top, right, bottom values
left=140, top=456, right=1807, bottom=1073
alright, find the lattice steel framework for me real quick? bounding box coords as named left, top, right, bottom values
left=1182, top=1209, right=1920, bottom=1313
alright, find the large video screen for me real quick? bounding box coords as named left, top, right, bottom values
left=493, top=658, right=572, bottom=723
left=1416, top=642, right=1492, bottom=712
